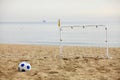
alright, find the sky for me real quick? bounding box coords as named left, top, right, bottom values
left=0, top=0, right=120, bottom=22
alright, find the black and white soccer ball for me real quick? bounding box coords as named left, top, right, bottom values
left=18, top=62, right=31, bottom=72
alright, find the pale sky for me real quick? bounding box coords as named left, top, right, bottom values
left=0, top=0, right=120, bottom=22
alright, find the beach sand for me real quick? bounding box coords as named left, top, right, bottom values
left=0, top=44, right=120, bottom=80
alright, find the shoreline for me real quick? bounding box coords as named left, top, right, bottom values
left=0, top=43, right=120, bottom=48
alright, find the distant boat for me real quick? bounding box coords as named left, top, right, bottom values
left=42, top=20, right=46, bottom=23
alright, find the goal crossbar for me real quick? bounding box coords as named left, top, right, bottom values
left=61, top=25, right=105, bottom=28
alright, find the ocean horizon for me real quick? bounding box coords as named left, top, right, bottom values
left=0, top=22, right=120, bottom=47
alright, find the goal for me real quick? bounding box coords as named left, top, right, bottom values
left=58, top=19, right=111, bottom=58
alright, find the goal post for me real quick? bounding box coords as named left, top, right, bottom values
left=58, top=19, right=111, bottom=58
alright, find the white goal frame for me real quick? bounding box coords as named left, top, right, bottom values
left=58, top=19, right=111, bottom=58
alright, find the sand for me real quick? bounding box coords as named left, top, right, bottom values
left=0, top=44, right=120, bottom=80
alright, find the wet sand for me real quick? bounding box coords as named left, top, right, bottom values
left=0, top=44, right=120, bottom=80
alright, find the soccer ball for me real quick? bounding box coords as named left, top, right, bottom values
left=18, top=62, right=31, bottom=72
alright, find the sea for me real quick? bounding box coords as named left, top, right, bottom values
left=0, top=21, right=120, bottom=47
